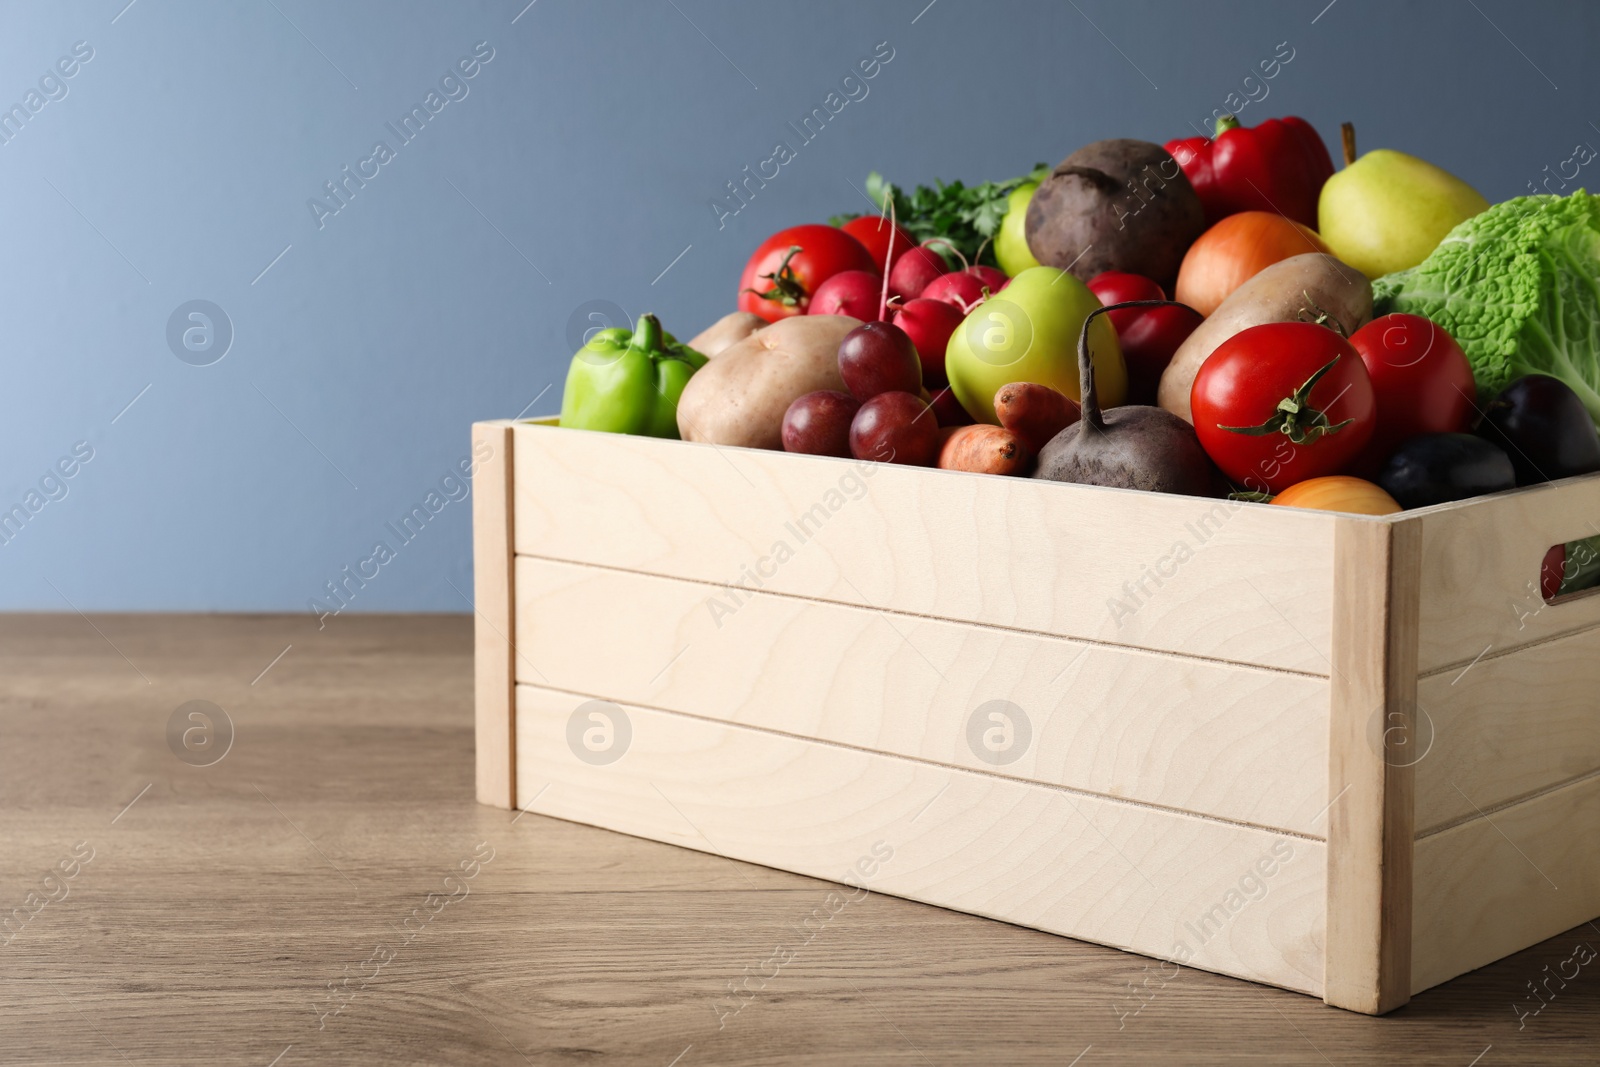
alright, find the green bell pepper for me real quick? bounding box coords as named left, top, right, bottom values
left=558, top=313, right=708, bottom=438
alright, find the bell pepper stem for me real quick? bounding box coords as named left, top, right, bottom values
left=1214, top=114, right=1242, bottom=138
left=631, top=313, right=662, bottom=354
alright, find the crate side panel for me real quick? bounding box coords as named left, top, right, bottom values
left=1417, top=625, right=1600, bottom=833
left=513, top=556, right=1331, bottom=836
left=516, top=685, right=1327, bottom=996
left=510, top=424, right=1336, bottom=674
left=472, top=420, right=517, bottom=809
left=1416, top=476, right=1600, bottom=673
left=1412, top=772, right=1600, bottom=994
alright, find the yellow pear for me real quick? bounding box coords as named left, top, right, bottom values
left=1318, top=123, right=1488, bottom=279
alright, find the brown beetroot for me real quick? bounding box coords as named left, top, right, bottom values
left=994, top=382, right=1082, bottom=453
left=1025, top=140, right=1206, bottom=290
left=938, top=424, right=1032, bottom=476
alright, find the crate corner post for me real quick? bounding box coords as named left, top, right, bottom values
left=472, top=420, right=519, bottom=810
left=1323, top=514, right=1423, bottom=1015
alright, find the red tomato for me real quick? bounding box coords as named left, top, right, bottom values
left=739, top=225, right=877, bottom=322
left=1349, top=314, right=1476, bottom=472
left=840, top=216, right=917, bottom=275
left=1191, top=322, right=1376, bottom=494
left=1086, top=272, right=1204, bottom=406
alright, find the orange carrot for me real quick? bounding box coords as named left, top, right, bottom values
left=938, top=424, right=1032, bottom=476
left=994, top=382, right=1081, bottom=453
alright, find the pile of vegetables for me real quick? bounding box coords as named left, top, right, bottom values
left=556, top=113, right=1600, bottom=602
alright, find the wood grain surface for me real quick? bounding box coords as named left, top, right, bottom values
left=515, top=684, right=1328, bottom=995
left=472, top=420, right=517, bottom=809
left=4, top=614, right=1598, bottom=1065
left=511, top=422, right=1339, bottom=673
left=511, top=555, right=1331, bottom=834
left=1413, top=771, right=1600, bottom=996
left=1416, top=624, right=1600, bottom=834
left=1324, top=518, right=1420, bottom=1014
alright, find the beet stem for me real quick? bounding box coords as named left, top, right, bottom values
left=1076, top=299, right=1194, bottom=430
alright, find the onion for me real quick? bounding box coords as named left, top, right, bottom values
left=1174, top=211, right=1331, bottom=317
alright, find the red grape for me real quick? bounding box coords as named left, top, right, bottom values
left=838, top=321, right=922, bottom=401
left=782, top=391, right=859, bottom=457
left=929, top=385, right=974, bottom=427
left=850, top=391, right=941, bottom=465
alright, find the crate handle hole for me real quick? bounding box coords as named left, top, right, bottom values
left=1540, top=535, right=1600, bottom=604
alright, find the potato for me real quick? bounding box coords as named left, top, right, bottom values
left=1157, top=253, right=1372, bottom=423
left=676, top=314, right=861, bottom=449
left=688, top=311, right=766, bottom=358
left=1025, top=139, right=1206, bottom=291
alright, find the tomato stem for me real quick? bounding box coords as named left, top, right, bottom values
left=1217, top=354, right=1355, bottom=444
left=742, top=245, right=808, bottom=307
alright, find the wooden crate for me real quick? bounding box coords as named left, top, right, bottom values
left=472, top=417, right=1600, bottom=1014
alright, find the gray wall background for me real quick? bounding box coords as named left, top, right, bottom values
left=2, top=0, right=1594, bottom=611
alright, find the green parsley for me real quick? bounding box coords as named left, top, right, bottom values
left=831, top=165, right=1049, bottom=268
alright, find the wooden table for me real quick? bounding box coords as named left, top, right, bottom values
left=3, top=615, right=1595, bottom=1065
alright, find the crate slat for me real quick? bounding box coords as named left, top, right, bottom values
left=512, top=555, right=1331, bottom=835
left=1415, top=475, right=1600, bottom=673
left=515, top=684, right=1327, bottom=996
left=1417, top=624, right=1600, bottom=834
left=1412, top=771, right=1600, bottom=994
left=511, top=424, right=1338, bottom=674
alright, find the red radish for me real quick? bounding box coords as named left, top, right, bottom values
left=965, top=265, right=1008, bottom=290
left=809, top=269, right=885, bottom=320
left=929, top=385, right=974, bottom=427
left=841, top=216, right=916, bottom=274
left=888, top=246, right=948, bottom=301
left=920, top=272, right=992, bottom=314
left=892, top=297, right=964, bottom=385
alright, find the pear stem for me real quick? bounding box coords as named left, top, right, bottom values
left=1341, top=122, right=1356, bottom=167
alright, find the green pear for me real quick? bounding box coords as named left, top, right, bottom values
left=995, top=182, right=1041, bottom=277
left=1319, top=145, right=1488, bottom=279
